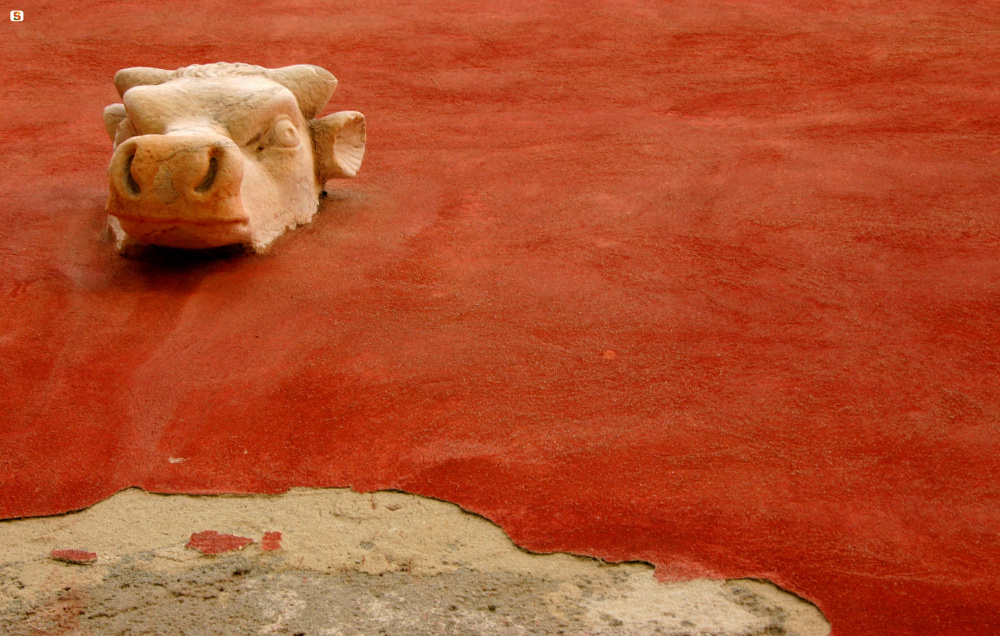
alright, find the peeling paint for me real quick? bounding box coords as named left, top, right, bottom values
left=49, top=550, right=97, bottom=565
left=186, top=530, right=254, bottom=555
left=1, top=488, right=830, bottom=635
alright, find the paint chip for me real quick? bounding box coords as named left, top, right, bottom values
left=261, top=531, right=282, bottom=551
left=186, top=531, right=254, bottom=555
left=168, top=457, right=187, bottom=464
left=50, top=549, right=97, bottom=564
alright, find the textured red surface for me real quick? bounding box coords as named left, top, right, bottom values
left=186, top=531, right=254, bottom=555
left=1, top=1, right=998, bottom=633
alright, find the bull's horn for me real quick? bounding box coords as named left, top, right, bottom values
left=114, top=67, right=171, bottom=97
left=103, top=104, right=126, bottom=142
left=267, top=65, right=338, bottom=120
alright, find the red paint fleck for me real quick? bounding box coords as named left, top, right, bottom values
left=50, top=549, right=97, bottom=564
left=186, top=531, right=253, bottom=555
left=601, top=350, right=617, bottom=360
left=261, top=531, right=282, bottom=551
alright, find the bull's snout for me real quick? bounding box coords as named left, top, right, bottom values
left=106, top=134, right=251, bottom=249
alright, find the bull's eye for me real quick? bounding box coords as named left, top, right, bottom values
left=247, top=118, right=300, bottom=153
left=271, top=119, right=299, bottom=148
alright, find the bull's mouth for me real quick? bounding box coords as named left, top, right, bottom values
left=110, top=212, right=250, bottom=226
left=109, top=211, right=253, bottom=249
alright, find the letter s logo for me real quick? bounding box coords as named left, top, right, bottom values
left=10, top=10, right=23, bottom=21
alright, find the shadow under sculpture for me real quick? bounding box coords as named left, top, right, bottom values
left=101, top=63, right=366, bottom=254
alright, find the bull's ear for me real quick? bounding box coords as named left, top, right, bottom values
left=268, top=65, right=338, bottom=120
left=310, top=111, right=366, bottom=181
left=114, top=67, right=171, bottom=98
left=103, top=104, right=126, bottom=142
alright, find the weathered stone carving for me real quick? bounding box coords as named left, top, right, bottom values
left=101, top=63, right=365, bottom=253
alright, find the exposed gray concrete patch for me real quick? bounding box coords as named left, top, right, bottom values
left=0, top=488, right=830, bottom=635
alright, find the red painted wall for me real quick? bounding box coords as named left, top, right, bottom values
left=2, top=1, right=998, bottom=633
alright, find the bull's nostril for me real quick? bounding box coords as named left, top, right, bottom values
left=194, top=156, right=219, bottom=194
left=122, top=153, right=140, bottom=196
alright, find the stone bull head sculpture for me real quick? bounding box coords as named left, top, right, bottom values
left=101, top=63, right=365, bottom=253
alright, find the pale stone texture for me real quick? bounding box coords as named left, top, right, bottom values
left=0, top=488, right=830, bottom=635
left=102, top=63, right=365, bottom=254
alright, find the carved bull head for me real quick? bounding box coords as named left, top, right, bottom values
left=101, top=63, right=365, bottom=253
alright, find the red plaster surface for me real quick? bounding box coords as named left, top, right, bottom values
left=186, top=531, right=254, bottom=555
left=1, top=1, right=998, bottom=633
left=50, top=550, right=98, bottom=565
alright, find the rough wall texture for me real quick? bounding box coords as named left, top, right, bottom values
left=1, top=1, right=998, bottom=634
left=0, top=489, right=829, bottom=635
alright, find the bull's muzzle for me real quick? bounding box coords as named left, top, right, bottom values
left=106, top=134, right=251, bottom=249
